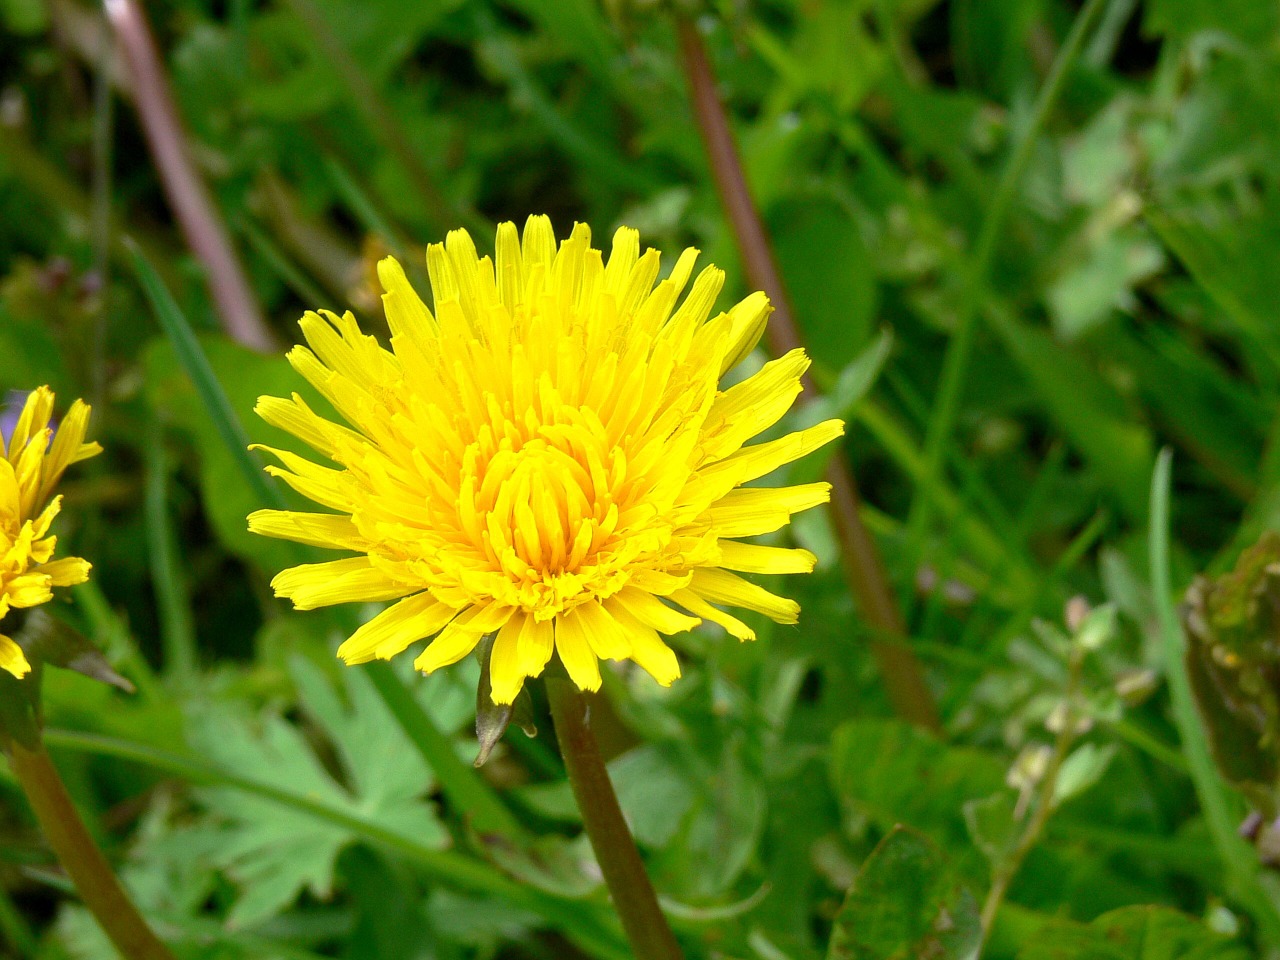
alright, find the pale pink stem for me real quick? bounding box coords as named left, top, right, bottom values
left=103, top=0, right=275, bottom=352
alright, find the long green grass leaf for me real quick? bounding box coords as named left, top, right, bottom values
left=1149, top=448, right=1280, bottom=939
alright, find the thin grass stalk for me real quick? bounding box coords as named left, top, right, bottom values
left=280, top=0, right=488, bottom=238
left=546, top=677, right=683, bottom=960
left=675, top=16, right=940, bottom=732
left=102, top=0, right=275, bottom=352
left=143, top=415, right=199, bottom=683
left=1148, top=450, right=1280, bottom=943
left=8, top=738, right=177, bottom=960
left=905, top=0, right=1109, bottom=553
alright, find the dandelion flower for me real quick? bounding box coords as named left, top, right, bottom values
left=0, top=388, right=101, bottom=678
left=249, top=217, right=842, bottom=703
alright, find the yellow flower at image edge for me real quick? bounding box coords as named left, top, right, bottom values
left=0, top=388, right=102, bottom=679
left=249, top=216, right=843, bottom=703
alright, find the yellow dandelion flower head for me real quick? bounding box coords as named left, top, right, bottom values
left=249, top=217, right=843, bottom=703
left=0, top=387, right=102, bottom=679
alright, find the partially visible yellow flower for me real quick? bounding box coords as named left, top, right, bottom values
left=0, top=388, right=101, bottom=679
left=250, top=217, right=843, bottom=703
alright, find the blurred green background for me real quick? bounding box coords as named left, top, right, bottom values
left=3, top=0, right=1280, bottom=956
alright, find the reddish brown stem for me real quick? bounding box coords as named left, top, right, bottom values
left=676, top=17, right=940, bottom=732
left=104, top=0, right=275, bottom=352
left=547, top=678, right=683, bottom=960
left=9, top=739, right=176, bottom=960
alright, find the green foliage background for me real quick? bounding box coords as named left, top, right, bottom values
left=2, top=0, right=1279, bottom=956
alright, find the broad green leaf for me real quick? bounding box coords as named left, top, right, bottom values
left=827, top=826, right=980, bottom=960
left=831, top=719, right=1006, bottom=852
left=770, top=196, right=878, bottom=371
left=142, top=334, right=311, bottom=576
left=609, top=745, right=697, bottom=850
left=1016, top=905, right=1251, bottom=959
left=1143, top=0, right=1277, bottom=44
left=985, top=304, right=1153, bottom=519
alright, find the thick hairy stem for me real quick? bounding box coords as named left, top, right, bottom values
left=8, top=738, right=177, bottom=960
left=546, top=677, right=683, bottom=960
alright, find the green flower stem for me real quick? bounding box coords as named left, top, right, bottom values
left=675, top=16, right=940, bottom=732
left=7, top=737, right=177, bottom=960
left=977, top=649, right=1084, bottom=947
left=546, top=676, right=683, bottom=960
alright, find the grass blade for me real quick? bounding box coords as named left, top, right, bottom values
left=1149, top=448, right=1280, bottom=939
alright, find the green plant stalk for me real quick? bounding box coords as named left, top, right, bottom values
left=281, top=0, right=489, bottom=239
left=675, top=15, right=940, bottom=732
left=130, top=247, right=521, bottom=837
left=907, top=0, right=1109, bottom=552
left=978, top=650, right=1084, bottom=948
left=7, top=738, right=177, bottom=960
left=546, top=676, right=683, bottom=960
left=42, top=728, right=630, bottom=960
left=144, top=416, right=198, bottom=684
left=1149, top=449, right=1280, bottom=943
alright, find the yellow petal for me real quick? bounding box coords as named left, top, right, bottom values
left=670, top=588, right=756, bottom=642
left=554, top=607, right=601, bottom=693
left=415, top=604, right=511, bottom=673
left=6, top=573, right=53, bottom=608
left=719, top=291, right=771, bottom=375
left=378, top=256, right=438, bottom=342
left=255, top=393, right=362, bottom=458
left=337, top=593, right=457, bottom=664
left=7, top=387, right=53, bottom=465
left=271, top=557, right=415, bottom=610
left=40, top=399, right=100, bottom=505
left=689, top=419, right=844, bottom=502
left=609, top=603, right=680, bottom=686
left=39, top=556, right=91, bottom=587
left=519, top=616, right=555, bottom=677
left=688, top=568, right=800, bottom=624
left=702, top=349, right=808, bottom=459
left=572, top=600, right=630, bottom=661
left=247, top=510, right=365, bottom=550
left=254, top=445, right=354, bottom=512
left=0, top=635, right=30, bottom=679
left=609, top=587, right=701, bottom=635
left=704, top=482, right=832, bottom=538
left=489, top=614, right=526, bottom=705
left=717, top=541, right=817, bottom=575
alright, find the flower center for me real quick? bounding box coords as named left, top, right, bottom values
left=452, top=403, right=642, bottom=618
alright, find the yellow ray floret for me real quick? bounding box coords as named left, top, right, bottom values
left=0, top=387, right=101, bottom=678
left=248, top=217, right=843, bottom=703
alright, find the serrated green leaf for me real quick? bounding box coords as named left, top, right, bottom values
left=183, top=658, right=446, bottom=926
